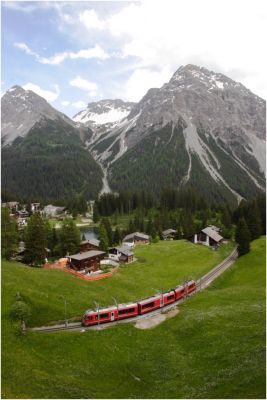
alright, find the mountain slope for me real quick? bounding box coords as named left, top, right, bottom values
left=93, top=64, right=265, bottom=203
left=1, top=86, right=103, bottom=200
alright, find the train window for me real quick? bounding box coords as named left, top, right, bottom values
left=118, top=308, right=135, bottom=314
left=142, top=301, right=155, bottom=309
left=167, top=294, right=175, bottom=300
left=95, top=313, right=109, bottom=319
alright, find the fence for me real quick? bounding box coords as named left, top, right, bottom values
left=43, top=262, right=119, bottom=281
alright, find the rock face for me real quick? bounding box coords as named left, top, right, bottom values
left=1, top=86, right=76, bottom=145
left=89, top=64, right=265, bottom=203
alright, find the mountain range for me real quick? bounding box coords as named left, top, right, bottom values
left=1, top=64, right=266, bottom=204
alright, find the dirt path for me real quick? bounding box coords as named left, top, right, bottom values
left=135, top=308, right=179, bottom=330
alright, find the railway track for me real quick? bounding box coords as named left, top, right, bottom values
left=32, top=247, right=238, bottom=333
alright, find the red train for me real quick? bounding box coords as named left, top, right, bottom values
left=82, top=280, right=196, bottom=326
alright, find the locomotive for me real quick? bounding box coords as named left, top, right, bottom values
left=82, top=280, right=196, bottom=326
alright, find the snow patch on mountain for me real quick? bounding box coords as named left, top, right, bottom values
left=74, top=107, right=130, bottom=125
left=73, top=99, right=136, bottom=128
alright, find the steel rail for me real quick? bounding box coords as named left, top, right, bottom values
left=31, top=246, right=238, bottom=333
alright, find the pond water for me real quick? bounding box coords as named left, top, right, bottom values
left=79, top=226, right=99, bottom=240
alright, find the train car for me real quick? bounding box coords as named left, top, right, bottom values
left=117, top=303, right=138, bottom=320
left=186, top=280, right=197, bottom=294
left=82, top=306, right=117, bottom=326
left=174, top=285, right=185, bottom=301
left=138, top=295, right=161, bottom=315
left=163, top=290, right=176, bottom=306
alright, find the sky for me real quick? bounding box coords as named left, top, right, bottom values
left=1, top=0, right=267, bottom=117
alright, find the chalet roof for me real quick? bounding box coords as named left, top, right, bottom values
left=162, top=229, right=177, bottom=235
left=88, top=238, right=100, bottom=247
left=80, top=238, right=100, bottom=247
left=208, top=225, right=221, bottom=232
left=116, top=246, right=134, bottom=256
left=69, top=250, right=105, bottom=261
left=123, top=232, right=149, bottom=241
left=202, top=227, right=223, bottom=243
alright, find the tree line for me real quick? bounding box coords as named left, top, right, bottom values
left=1, top=192, right=265, bottom=263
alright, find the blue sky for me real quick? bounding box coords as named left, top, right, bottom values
left=2, top=0, right=266, bottom=117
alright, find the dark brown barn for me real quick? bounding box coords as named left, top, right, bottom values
left=79, top=238, right=100, bottom=252
left=122, top=232, right=149, bottom=245
left=68, top=250, right=105, bottom=272
left=162, top=229, right=177, bottom=240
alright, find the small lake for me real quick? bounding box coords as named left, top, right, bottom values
left=79, top=226, right=99, bottom=240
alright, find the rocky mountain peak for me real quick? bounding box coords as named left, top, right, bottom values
left=1, top=85, right=74, bottom=145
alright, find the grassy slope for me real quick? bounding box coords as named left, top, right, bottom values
left=2, top=240, right=233, bottom=326
left=2, top=238, right=265, bottom=399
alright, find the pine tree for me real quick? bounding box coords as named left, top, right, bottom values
left=59, top=218, right=80, bottom=256
left=93, top=203, right=100, bottom=223
left=235, top=218, right=251, bottom=256
left=24, top=212, right=47, bottom=266
left=221, top=207, right=232, bottom=229
left=1, top=208, right=18, bottom=260
left=113, top=227, right=121, bottom=246
left=246, top=201, right=262, bottom=241
left=101, top=218, right=113, bottom=246
left=99, top=224, right=109, bottom=252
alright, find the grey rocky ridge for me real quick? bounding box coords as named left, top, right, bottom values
left=86, top=64, right=265, bottom=204
left=1, top=64, right=266, bottom=204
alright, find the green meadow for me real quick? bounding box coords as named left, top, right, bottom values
left=2, top=238, right=265, bottom=398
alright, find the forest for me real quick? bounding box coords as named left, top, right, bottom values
left=1, top=118, right=103, bottom=201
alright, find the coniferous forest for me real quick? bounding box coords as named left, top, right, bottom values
left=1, top=118, right=103, bottom=201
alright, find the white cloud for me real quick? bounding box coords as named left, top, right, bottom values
left=125, top=67, right=173, bottom=102
left=69, top=76, right=98, bottom=93
left=106, top=0, right=267, bottom=99
left=61, top=100, right=70, bottom=106
left=79, top=9, right=104, bottom=30
left=72, top=101, right=87, bottom=109
left=69, top=45, right=109, bottom=61
left=22, top=83, right=60, bottom=102
left=14, top=42, right=109, bottom=65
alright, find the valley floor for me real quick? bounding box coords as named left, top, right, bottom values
left=1, top=238, right=265, bottom=398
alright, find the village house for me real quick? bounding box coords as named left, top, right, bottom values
left=188, top=226, right=223, bottom=247
left=122, top=232, right=150, bottom=246
left=79, top=238, right=100, bottom=252
left=31, top=203, right=40, bottom=213
left=16, top=210, right=29, bottom=218
left=2, top=201, right=19, bottom=211
left=162, top=229, right=177, bottom=240
left=43, top=204, right=65, bottom=217
left=108, top=246, right=134, bottom=263
left=68, top=250, right=106, bottom=273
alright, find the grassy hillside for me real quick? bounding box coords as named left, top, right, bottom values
left=2, top=238, right=265, bottom=398
left=2, top=240, right=233, bottom=326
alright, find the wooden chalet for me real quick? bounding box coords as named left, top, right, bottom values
left=188, top=227, right=223, bottom=247
left=108, top=246, right=134, bottom=263
left=68, top=250, right=105, bottom=272
left=122, top=232, right=149, bottom=246
left=162, top=229, right=177, bottom=240
left=80, top=238, right=100, bottom=252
